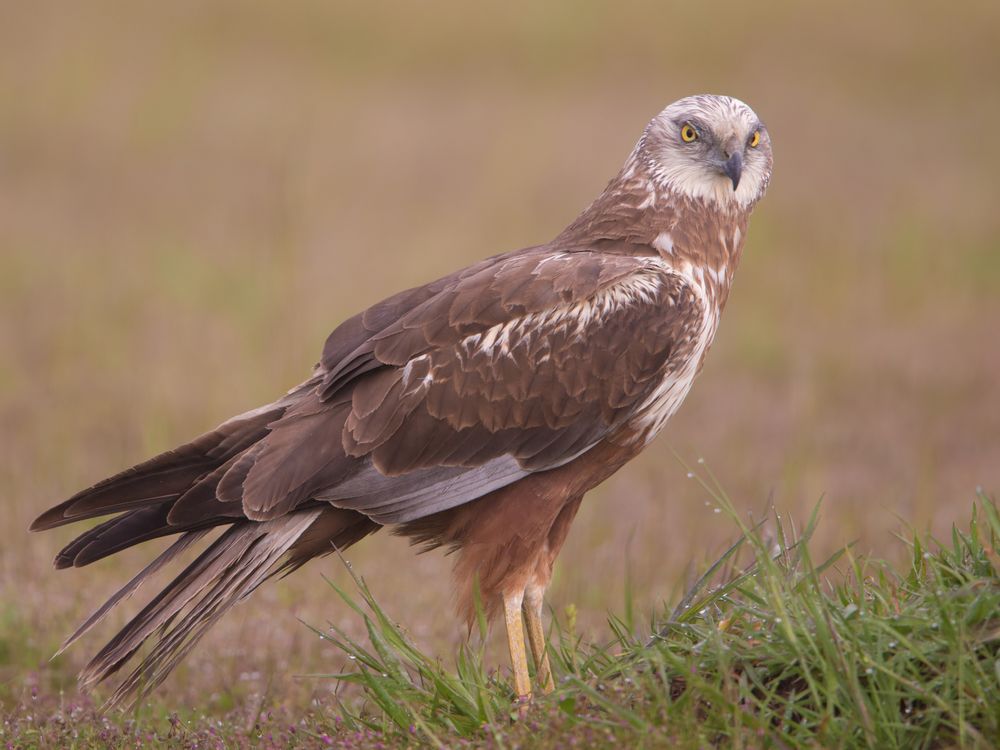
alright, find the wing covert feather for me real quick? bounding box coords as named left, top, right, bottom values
left=320, top=251, right=703, bottom=520
left=238, top=249, right=704, bottom=524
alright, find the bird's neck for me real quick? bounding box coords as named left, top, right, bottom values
left=557, top=162, right=751, bottom=309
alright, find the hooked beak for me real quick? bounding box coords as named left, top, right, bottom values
left=721, top=150, right=743, bottom=191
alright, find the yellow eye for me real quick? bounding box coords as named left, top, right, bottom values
left=749, top=130, right=761, bottom=148
left=680, top=124, right=698, bottom=143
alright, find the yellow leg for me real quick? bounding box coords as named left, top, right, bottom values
left=502, top=589, right=532, bottom=705
left=523, top=585, right=555, bottom=694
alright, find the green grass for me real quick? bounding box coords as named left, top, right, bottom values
left=303, top=479, right=1000, bottom=749
left=2, top=485, right=997, bottom=748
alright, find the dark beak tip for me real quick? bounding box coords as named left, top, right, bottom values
left=722, top=153, right=743, bottom=192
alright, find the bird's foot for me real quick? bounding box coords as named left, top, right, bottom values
left=513, top=692, right=533, bottom=720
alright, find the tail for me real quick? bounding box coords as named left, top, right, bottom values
left=32, top=389, right=380, bottom=708
left=53, top=505, right=377, bottom=710
left=79, top=511, right=320, bottom=708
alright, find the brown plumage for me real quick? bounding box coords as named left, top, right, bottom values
left=32, top=94, right=773, bottom=707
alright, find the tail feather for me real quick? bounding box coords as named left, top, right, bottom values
left=55, top=530, right=211, bottom=658
left=77, top=510, right=322, bottom=708
left=34, top=376, right=385, bottom=707
left=276, top=507, right=380, bottom=577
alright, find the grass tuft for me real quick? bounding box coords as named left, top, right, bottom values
left=313, top=480, right=1000, bottom=749
left=302, top=560, right=516, bottom=745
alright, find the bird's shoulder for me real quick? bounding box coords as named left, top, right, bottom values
left=318, top=245, right=705, bottom=398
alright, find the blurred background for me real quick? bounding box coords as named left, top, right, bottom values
left=1, top=0, right=998, bottom=715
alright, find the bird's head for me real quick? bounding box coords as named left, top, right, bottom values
left=639, top=94, right=773, bottom=210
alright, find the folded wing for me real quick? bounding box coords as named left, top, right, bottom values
left=238, top=248, right=705, bottom=524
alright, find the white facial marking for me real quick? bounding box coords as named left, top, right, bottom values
left=634, top=95, right=772, bottom=210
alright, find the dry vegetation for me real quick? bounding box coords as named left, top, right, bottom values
left=1, top=0, right=998, bottom=745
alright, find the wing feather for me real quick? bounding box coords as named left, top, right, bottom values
left=185, top=248, right=702, bottom=526
left=269, top=249, right=703, bottom=523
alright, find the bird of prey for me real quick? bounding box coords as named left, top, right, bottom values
left=32, top=94, right=773, bottom=708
